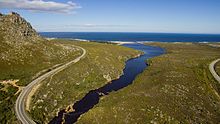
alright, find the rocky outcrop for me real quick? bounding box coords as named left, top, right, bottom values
left=0, top=12, right=42, bottom=44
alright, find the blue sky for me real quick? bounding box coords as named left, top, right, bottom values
left=1, top=0, right=220, bottom=34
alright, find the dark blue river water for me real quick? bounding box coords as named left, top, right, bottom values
left=49, top=44, right=164, bottom=124
left=40, top=32, right=220, bottom=42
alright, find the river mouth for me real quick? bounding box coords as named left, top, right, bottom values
left=49, top=43, right=164, bottom=124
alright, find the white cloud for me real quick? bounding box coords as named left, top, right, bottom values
left=0, top=0, right=81, bottom=14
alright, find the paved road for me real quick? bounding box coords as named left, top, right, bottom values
left=209, top=59, right=220, bottom=83
left=15, top=46, right=86, bottom=124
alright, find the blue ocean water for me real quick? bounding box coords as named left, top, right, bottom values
left=39, top=32, right=220, bottom=42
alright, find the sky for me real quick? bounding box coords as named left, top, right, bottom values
left=0, top=0, right=220, bottom=34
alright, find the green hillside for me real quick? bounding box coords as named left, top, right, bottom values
left=78, top=43, right=220, bottom=124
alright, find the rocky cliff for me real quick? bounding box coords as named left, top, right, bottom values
left=0, top=12, right=42, bottom=44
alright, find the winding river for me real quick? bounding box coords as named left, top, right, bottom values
left=49, top=43, right=164, bottom=124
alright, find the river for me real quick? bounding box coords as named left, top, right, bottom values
left=49, top=43, right=164, bottom=124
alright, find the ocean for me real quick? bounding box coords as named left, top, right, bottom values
left=39, top=32, right=220, bottom=42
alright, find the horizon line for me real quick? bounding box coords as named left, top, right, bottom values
left=38, top=31, right=220, bottom=35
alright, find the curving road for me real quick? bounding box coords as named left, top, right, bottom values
left=15, top=46, right=86, bottom=124
left=209, top=59, right=220, bottom=83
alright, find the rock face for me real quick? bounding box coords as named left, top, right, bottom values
left=0, top=12, right=42, bottom=44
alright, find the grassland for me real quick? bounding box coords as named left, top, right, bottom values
left=78, top=43, right=220, bottom=124
left=0, top=39, right=83, bottom=86
left=0, top=38, right=82, bottom=123
left=29, top=40, right=141, bottom=123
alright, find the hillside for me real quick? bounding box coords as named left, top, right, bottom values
left=0, top=12, right=82, bottom=123
left=0, top=12, right=82, bottom=86
left=78, top=43, right=220, bottom=124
